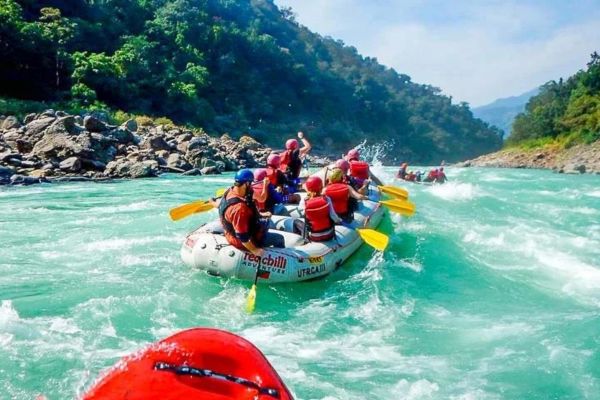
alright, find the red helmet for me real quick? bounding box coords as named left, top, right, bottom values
left=347, top=149, right=359, bottom=160
left=254, top=168, right=267, bottom=181
left=305, top=176, right=323, bottom=193
left=286, top=139, right=299, bottom=150
left=267, top=153, right=281, bottom=167
left=335, top=159, right=350, bottom=173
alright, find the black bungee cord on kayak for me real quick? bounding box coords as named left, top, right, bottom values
left=154, top=362, right=281, bottom=399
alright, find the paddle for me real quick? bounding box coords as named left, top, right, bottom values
left=169, top=189, right=225, bottom=221
left=378, top=185, right=409, bottom=200
left=355, top=228, right=389, bottom=251
left=245, top=256, right=261, bottom=313
left=169, top=200, right=214, bottom=221
left=379, top=199, right=416, bottom=217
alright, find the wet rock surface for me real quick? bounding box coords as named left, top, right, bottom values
left=456, top=141, right=600, bottom=175
left=1, top=110, right=328, bottom=185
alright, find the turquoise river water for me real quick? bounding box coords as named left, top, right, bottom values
left=1, top=167, right=599, bottom=399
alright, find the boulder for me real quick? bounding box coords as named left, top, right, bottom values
left=107, top=127, right=134, bottom=144
left=32, top=132, right=85, bottom=160
left=81, top=158, right=106, bottom=171
left=16, top=139, right=33, bottom=154
left=121, top=119, right=138, bottom=133
left=141, top=135, right=171, bottom=151
left=40, top=109, right=56, bottom=118
left=182, top=168, right=202, bottom=176
left=83, top=115, right=108, bottom=132
left=167, top=153, right=192, bottom=170
left=59, top=157, right=82, bottom=172
left=177, top=141, right=189, bottom=153
left=46, top=116, right=78, bottom=135
left=200, top=166, right=220, bottom=175
left=176, top=133, right=193, bottom=143
left=23, top=116, right=56, bottom=138
left=104, top=159, right=159, bottom=178
left=23, top=113, right=37, bottom=124
left=238, top=135, right=261, bottom=150
left=30, top=169, right=50, bottom=178
left=1, top=116, right=20, bottom=130
left=10, top=174, right=44, bottom=185
left=0, top=165, right=15, bottom=178
left=563, top=163, right=586, bottom=174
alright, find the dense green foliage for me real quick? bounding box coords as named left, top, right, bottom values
left=508, top=53, right=600, bottom=149
left=0, top=0, right=502, bottom=162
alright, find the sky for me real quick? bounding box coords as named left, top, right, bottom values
left=274, top=0, right=600, bottom=107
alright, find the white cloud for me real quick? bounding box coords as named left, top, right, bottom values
left=276, top=0, right=600, bottom=106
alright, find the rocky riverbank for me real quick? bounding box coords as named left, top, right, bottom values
left=456, top=140, right=600, bottom=174
left=0, top=111, right=326, bottom=185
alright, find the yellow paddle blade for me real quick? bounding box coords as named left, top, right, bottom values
left=215, top=188, right=226, bottom=197
left=245, top=284, right=257, bottom=313
left=356, top=228, right=389, bottom=251
left=380, top=199, right=416, bottom=217
left=169, top=200, right=214, bottom=221
left=378, top=185, right=409, bottom=200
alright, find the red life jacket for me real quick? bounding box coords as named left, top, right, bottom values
left=279, top=149, right=302, bottom=179
left=350, top=161, right=369, bottom=180
left=266, top=166, right=280, bottom=187
left=304, top=196, right=334, bottom=242
left=251, top=182, right=267, bottom=211
left=324, top=183, right=350, bottom=216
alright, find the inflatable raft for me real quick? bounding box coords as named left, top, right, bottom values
left=83, top=328, right=294, bottom=400
left=180, top=187, right=385, bottom=283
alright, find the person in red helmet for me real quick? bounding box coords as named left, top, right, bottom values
left=335, top=159, right=369, bottom=195
left=396, top=162, right=408, bottom=180
left=325, top=168, right=368, bottom=222
left=344, top=148, right=371, bottom=188
left=252, top=169, right=299, bottom=214
left=219, top=169, right=284, bottom=256
left=280, top=131, right=311, bottom=182
left=424, top=168, right=439, bottom=183
left=294, top=176, right=341, bottom=242
left=436, top=167, right=448, bottom=183
left=265, top=153, right=288, bottom=190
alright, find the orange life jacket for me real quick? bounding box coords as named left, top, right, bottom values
left=349, top=160, right=369, bottom=180
left=324, top=183, right=350, bottom=216
left=304, top=196, right=334, bottom=242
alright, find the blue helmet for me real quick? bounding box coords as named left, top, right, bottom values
left=234, top=169, right=254, bottom=184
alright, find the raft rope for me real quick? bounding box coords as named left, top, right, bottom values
left=154, top=362, right=281, bottom=399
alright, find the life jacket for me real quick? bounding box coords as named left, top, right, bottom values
left=218, top=189, right=261, bottom=248
left=349, top=160, right=369, bottom=181
left=280, top=149, right=302, bottom=180
left=324, top=183, right=350, bottom=217
left=251, top=182, right=276, bottom=213
left=265, top=166, right=282, bottom=187
left=304, top=196, right=335, bottom=242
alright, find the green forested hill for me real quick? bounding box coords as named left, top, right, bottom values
left=0, top=0, right=502, bottom=162
left=508, top=53, right=600, bottom=148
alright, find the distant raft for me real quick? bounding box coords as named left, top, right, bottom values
left=82, top=328, right=294, bottom=400
left=180, top=186, right=385, bottom=283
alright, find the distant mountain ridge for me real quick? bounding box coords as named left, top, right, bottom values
left=473, top=88, right=539, bottom=138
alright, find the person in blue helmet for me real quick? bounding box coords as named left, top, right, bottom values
left=217, top=169, right=284, bottom=256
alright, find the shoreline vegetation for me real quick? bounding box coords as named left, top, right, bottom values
left=0, top=0, right=502, bottom=164
left=0, top=109, right=328, bottom=186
